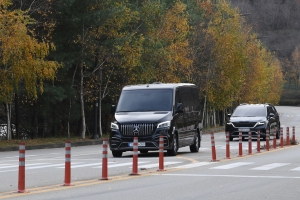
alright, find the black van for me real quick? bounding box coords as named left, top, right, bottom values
left=109, top=83, right=203, bottom=157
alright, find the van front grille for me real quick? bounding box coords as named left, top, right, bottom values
left=120, top=124, right=154, bottom=136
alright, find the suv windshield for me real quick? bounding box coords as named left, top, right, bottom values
left=116, top=89, right=173, bottom=112
left=232, top=106, right=266, bottom=117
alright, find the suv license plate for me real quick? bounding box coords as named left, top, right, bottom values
left=128, top=142, right=146, bottom=147
left=239, top=128, right=250, bottom=132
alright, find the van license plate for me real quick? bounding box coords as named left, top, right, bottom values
left=128, top=142, right=146, bottom=147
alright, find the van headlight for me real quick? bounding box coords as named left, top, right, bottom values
left=111, top=123, right=119, bottom=130
left=157, top=121, right=170, bottom=129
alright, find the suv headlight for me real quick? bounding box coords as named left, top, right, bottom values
left=111, top=123, right=119, bottom=130
left=157, top=121, right=170, bottom=129
left=226, top=122, right=234, bottom=127
left=255, top=121, right=265, bottom=126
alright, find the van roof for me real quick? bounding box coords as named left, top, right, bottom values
left=122, top=83, right=196, bottom=90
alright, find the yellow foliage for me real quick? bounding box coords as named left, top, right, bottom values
left=0, top=0, right=60, bottom=101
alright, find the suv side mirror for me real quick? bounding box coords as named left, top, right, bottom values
left=269, top=113, right=275, bottom=118
left=111, top=105, right=116, bottom=114
left=175, top=103, right=183, bottom=114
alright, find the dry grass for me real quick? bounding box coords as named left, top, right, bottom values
left=0, top=135, right=109, bottom=148
left=259, top=138, right=298, bottom=150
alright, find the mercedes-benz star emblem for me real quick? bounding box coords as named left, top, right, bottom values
left=133, top=125, right=140, bottom=135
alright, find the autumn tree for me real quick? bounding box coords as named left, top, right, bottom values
left=0, top=0, right=60, bottom=140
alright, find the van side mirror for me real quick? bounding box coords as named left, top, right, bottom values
left=175, top=103, right=183, bottom=114
left=111, top=105, right=116, bottom=114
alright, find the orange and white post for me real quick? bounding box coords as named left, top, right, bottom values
left=266, top=129, right=270, bottom=151
left=273, top=127, right=277, bottom=149
left=226, top=132, right=230, bottom=159
left=248, top=131, right=252, bottom=155
left=238, top=130, right=243, bottom=157
left=280, top=127, right=284, bottom=148
left=292, top=126, right=296, bottom=144
left=18, top=142, right=27, bottom=193
left=101, top=138, right=109, bottom=180
left=286, top=127, right=290, bottom=146
left=63, top=140, right=72, bottom=186
left=210, top=132, right=217, bottom=161
left=257, top=130, right=261, bottom=153
left=158, top=135, right=165, bottom=171
left=130, top=137, right=140, bottom=175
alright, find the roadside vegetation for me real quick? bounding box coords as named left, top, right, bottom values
left=2, top=0, right=300, bottom=141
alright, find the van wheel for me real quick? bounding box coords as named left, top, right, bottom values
left=167, top=134, right=178, bottom=156
left=112, top=151, right=123, bottom=157
left=190, top=133, right=200, bottom=152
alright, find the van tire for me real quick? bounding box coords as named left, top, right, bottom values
left=112, top=151, right=123, bottom=157
left=167, top=134, right=178, bottom=156
left=190, top=133, right=200, bottom=152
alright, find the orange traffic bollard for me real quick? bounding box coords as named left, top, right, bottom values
left=238, top=131, right=243, bottom=157
left=63, top=141, right=73, bottom=186
left=158, top=135, right=165, bottom=171
left=226, top=132, right=231, bottom=159
left=101, top=138, right=109, bottom=180
left=130, top=137, right=140, bottom=175
left=210, top=132, right=217, bottom=161
left=266, top=129, right=270, bottom=151
left=257, top=130, right=261, bottom=153
left=18, top=142, right=28, bottom=193
left=286, top=127, right=290, bottom=146
left=248, top=131, right=252, bottom=155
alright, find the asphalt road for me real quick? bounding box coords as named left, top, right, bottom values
left=0, top=105, right=299, bottom=199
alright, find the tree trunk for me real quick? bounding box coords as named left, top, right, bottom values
left=99, top=68, right=103, bottom=138
left=80, top=62, right=86, bottom=139
left=6, top=102, right=12, bottom=140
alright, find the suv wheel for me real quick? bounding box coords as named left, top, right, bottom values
left=276, top=124, right=280, bottom=139
left=190, top=133, right=200, bottom=152
left=167, top=134, right=178, bottom=156
left=112, top=150, right=123, bottom=157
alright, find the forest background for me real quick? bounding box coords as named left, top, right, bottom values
left=0, top=0, right=299, bottom=141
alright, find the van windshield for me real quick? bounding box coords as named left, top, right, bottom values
left=116, top=89, right=173, bottom=112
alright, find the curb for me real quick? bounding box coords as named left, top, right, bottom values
left=0, top=140, right=103, bottom=152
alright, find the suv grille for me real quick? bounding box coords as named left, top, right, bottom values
left=120, top=124, right=154, bottom=136
left=233, top=122, right=256, bottom=128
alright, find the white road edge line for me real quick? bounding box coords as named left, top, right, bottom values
left=152, top=174, right=300, bottom=179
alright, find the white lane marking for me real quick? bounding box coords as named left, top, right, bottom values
left=4, top=153, right=60, bottom=159
left=27, top=164, right=65, bottom=169
left=251, top=163, right=290, bottom=170
left=57, top=162, right=113, bottom=169
left=93, top=161, right=150, bottom=168
left=290, top=167, right=300, bottom=171
left=27, top=162, right=83, bottom=169
left=152, top=174, right=300, bottom=179
left=0, top=163, right=50, bottom=172
left=173, top=162, right=215, bottom=169
left=0, top=163, right=49, bottom=169
left=0, top=164, right=18, bottom=169
left=136, top=162, right=181, bottom=169
left=210, top=162, right=254, bottom=169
